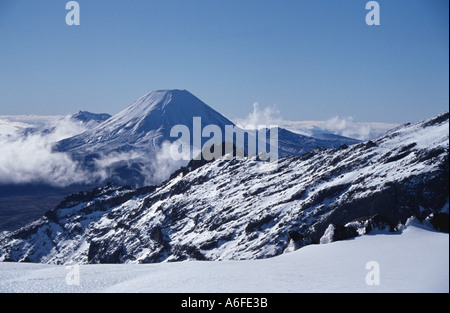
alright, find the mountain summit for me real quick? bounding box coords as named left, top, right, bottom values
left=58, top=90, right=235, bottom=152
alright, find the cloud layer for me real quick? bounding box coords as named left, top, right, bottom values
left=321, top=116, right=392, bottom=140
left=233, top=103, right=398, bottom=141
left=235, top=102, right=282, bottom=130
left=0, top=116, right=94, bottom=187
left=0, top=116, right=191, bottom=188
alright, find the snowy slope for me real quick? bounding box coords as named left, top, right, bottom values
left=0, top=225, right=448, bottom=293
left=0, top=112, right=447, bottom=265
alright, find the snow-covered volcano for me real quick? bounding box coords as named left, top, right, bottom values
left=57, top=90, right=235, bottom=153
left=55, top=89, right=359, bottom=186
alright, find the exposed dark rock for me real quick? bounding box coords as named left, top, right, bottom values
left=423, top=111, right=449, bottom=127
left=172, top=245, right=207, bottom=261
left=150, top=226, right=164, bottom=244
left=365, top=140, right=377, bottom=149
left=245, top=215, right=275, bottom=233
left=285, top=230, right=312, bottom=250
left=19, top=256, right=32, bottom=263
left=324, top=224, right=359, bottom=242
left=327, top=224, right=359, bottom=242
left=287, top=230, right=304, bottom=243
left=349, top=214, right=396, bottom=234
left=428, top=213, right=449, bottom=233
left=88, top=240, right=124, bottom=264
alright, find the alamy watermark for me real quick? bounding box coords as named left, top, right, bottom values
left=365, top=261, right=380, bottom=286
left=366, top=1, right=380, bottom=26
left=66, top=1, right=80, bottom=26
left=65, top=263, right=81, bottom=286
left=65, top=2, right=380, bottom=27
left=169, top=117, right=279, bottom=162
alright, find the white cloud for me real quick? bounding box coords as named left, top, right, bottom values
left=142, top=141, right=190, bottom=185
left=278, top=117, right=398, bottom=141
left=235, top=102, right=282, bottom=130
left=233, top=103, right=398, bottom=140
left=321, top=116, right=398, bottom=140
left=0, top=116, right=93, bottom=187
left=0, top=116, right=191, bottom=188
left=322, top=116, right=373, bottom=140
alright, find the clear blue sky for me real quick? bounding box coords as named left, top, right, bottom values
left=0, top=0, right=448, bottom=123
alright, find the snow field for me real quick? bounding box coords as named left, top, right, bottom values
left=0, top=225, right=447, bottom=293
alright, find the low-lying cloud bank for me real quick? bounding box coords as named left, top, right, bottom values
left=0, top=116, right=190, bottom=188
left=234, top=103, right=398, bottom=141
left=281, top=117, right=399, bottom=141
left=0, top=116, right=94, bottom=187
left=235, top=102, right=283, bottom=130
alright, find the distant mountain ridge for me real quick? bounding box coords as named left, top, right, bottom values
left=71, top=111, right=111, bottom=124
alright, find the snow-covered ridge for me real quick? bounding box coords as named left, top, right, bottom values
left=0, top=111, right=448, bottom=264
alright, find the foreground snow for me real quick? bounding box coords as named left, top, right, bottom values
left=0, top=225, right=448, bottom=293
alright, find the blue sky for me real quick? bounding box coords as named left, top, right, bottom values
left=0, top=0, right=448, bottom=123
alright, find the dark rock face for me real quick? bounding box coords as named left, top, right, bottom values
left=423, top=112, right=449, bottom=127
left=428, top=213, right=449, bottom=233
left=285, top=230, right=313, bottom=250
left=172, top=245, right=207, bottom=262
left=88, top=239, right=123, bottom=264
left=321, top=224, right=359, bottom=244
left=150, top=226, right=164, bottom=245
left=346, top=214, right=396, bottom=235
left=245, top=215, right=275, bottom=233
left=332, top=224, right=359, bottom=241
